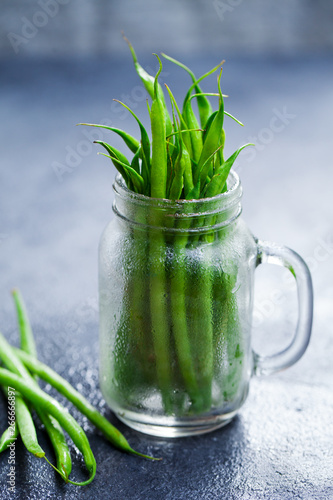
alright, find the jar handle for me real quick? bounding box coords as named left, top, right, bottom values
left=253, top=240, right=313, bottom=376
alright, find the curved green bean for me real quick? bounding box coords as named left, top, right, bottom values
left=14, top=348, right=159, bottom=460
left=183, top=98, right=202, bottom=164
left=15, top=396, right=45, bottom=458
left=0, top=332, right=73, bottom=477
left=12, top=289, right=73, bottom=478
left=0, top=420, right=18, bottom=453
left=150, top=55, right=167, bottom=198
left=204, top=144, right=254, bottom=197
left=123, top=34, right=173, bottom=136
left=161, top=52, right=213, bottom=128
left=196, top=70, right=225, bottom=188
left=0, top=368, right=96, bottom=486
left=0, top=331, right=46, bottom=460
left=112, top=99, right=151, bottom=193
left=77, top=123, right=140, bottom=154
left=37, top=408, right=72, bottom=478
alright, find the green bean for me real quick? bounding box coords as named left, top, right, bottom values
left=0, top=330, right=39, bottom=382
left=185, top=179, right=201, bottom=200
left=169, top=140, right=185, bottom=200
left=0, top=420, right=18, bottom=453
left=224, top=112, right=244, bottom=126
left=202, top=108, right=243, bottom=163
left=181, top=141, right=194, bottom=198
left=150, top=55, right=167, bottom=198
left=12, top=289, right=38, bottom=387
left=37, top=410, right=72, bottom=478
left=189, top=254, right=214, bottom=411
left=127, top=232, right=155, bottom=387
left=148, top=56, right=176, bottom=411
left=166, top=101, right=180, bottom=197
left=12, top=289, right=37, bottom=358
left=195, top=70, right=225, bottom=189
left=0, top=368, right=96, bottom=486
left=77, top=123, right=140, bottom=154
left=168, top=131, right=194, bottom=200
left=213, top=268, right=244, bottom=402
left=1, top=291, right=40, bottom=456
left=164, top=84, right=192, bottom=158
left=183, top=97, right=202, bottom=164
left=170, top=229, right=203, bottom=411
left=146, top=98, right=151, bottom=116
left=99, top=153, right=144, bottom=194
left=123, top=34, right=173, bottom=136
left=169, top=94, right=179, bottom=151
left=184, top=92, right=243, bottom=172
left=95, top=141, right=133, bottom=189
left=166, top=128, right=204, bottom=141
left=95, top=140, right=130, bottom=166
left=112, top=100, right=151, bottom=194
left=217, top=129, right=225, bottom=168
left=130, top=144, right=142, bottom=174
left=183, top=61, right=224, bottom=110
left=2, top=322, right=155, bottom=461
left=161, top=53, right=213, bottom=128
left=149, top=234, right=173, bottom=413
left=14, top=349, right=159, bottom=460
left=0, top=393, right=42, bottom=461
left=204, top=144, right=254, bottom=197
left=15, top=396, right=45, bottom=458
left=0, top=332, right=47, bottom=461
left=0, top=334, right=73, bottom=477
left=12, top=289, right=73, bottom=478
left=168, top=126, right=203, bottom=410
left=170, top=136, right=208, bottom=411
left=186, top=155, right=228, bottom=412
left=203, top=110, right=218, bottom=143
left=224, top=298, right=244, bottom=402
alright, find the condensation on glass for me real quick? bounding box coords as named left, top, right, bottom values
left=99, top=171, right=313, bottom=437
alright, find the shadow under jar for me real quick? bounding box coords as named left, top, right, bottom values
left=99, top=171, right=313, bottom=437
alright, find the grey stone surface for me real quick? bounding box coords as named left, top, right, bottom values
left=0, top=53, right=332, bottom=498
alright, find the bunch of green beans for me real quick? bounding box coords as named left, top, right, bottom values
left=79, top=40, right=253, bottom=415
left=0, top=290, right=157, bottom=487
left=79, top=41, right=251, bottom=200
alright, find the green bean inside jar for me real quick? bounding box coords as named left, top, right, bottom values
left=80, top=39, right=313, bottom=437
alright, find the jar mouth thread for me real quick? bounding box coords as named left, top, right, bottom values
left=112, top=202, right=242, bottom=233
left=112, top=170, right=242, bottom=231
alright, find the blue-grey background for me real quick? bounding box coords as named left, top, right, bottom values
left=1, top=0, right=333, bottom=58
left=0, top=2, right=333, bottom=499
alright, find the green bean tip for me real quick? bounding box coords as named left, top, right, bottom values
left=44, top=456, right=95, bottom=486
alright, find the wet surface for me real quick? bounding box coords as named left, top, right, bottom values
left=0, top=56, right=332, bottom=499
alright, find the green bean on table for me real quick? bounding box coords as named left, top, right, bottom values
left=14, top=348, right=158, bottom=459
left=0, top=322, right=46, bottom=460
left=12, top=289, right=37, bottom=358
left=10, top=290, right=73, bottom=478
left=0, top=419, right=18, bottom=453
left=0, top=289, right=158, bottom=486
left=0, top=367, right=96, bottom=486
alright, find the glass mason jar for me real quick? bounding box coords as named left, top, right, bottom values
left=99, top=171, right=313, bottom=438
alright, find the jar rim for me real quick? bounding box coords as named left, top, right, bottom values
left=113, top=169, right=242, bottom=209
left=113, top=170, right=242, bottom=231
